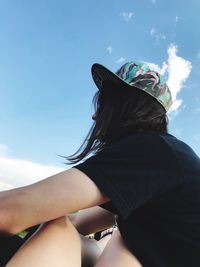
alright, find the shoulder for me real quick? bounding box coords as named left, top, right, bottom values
left=97, top=131, right=176, bottom=156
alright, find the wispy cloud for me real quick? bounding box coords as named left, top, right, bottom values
left=150, top=27, right=157, bottom=36
left=120, top=11, right=134, bottom=21
left=150, top=27, right=166, bottom=41
left=151, top=0, right=156, bottom=4
left=175, top=16, right=179, bottom=26
left=145, top=44, right=192, bottom=113
left=197, top=50, right=200, bottom=59
left=171, top=16, right=180, bottom=38
left=0, top=155, right=64, bottom=190
left=0, top=144, right=9, bottom=156
left=107, top=46, right=113, bottom=54
left=117, top=57, right=125, bottom=64
left=160, top=34, right=166, bottom=40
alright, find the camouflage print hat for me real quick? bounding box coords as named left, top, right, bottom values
left=91, top=61, right=173, bottom=112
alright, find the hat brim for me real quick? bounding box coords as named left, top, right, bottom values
left=91, top=63, right=131, bottom=91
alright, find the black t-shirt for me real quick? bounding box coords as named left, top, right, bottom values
left=74, top=131, right=200, bottom=267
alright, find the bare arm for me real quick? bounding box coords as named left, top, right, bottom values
left=0, top=168, right=109, bottom=235
left=69, top=206, right=115, bottom=235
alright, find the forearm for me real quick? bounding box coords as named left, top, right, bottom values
left=0, top=168, right=109, bottom=235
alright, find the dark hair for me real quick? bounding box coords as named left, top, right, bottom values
left=66, top=81, right=168, bottom=164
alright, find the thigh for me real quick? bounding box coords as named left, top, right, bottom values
left=94, top=230, right=143, bottom=267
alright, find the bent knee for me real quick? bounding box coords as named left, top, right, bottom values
left=41, top=216, right=80, bottom=236
left=46, top=215, right=73, bottom=227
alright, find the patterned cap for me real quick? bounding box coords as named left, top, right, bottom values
left=91, top=61, right=173, bottom=112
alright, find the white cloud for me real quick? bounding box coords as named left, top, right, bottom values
left=145, top=43, right=192, bottom=113
left=117, top=57, right=125, bottom=64
left=120, top=11, right=134, bottom=21
left=151, top=0, right=156, bottom=4
left=169, top=99, right=183, bottom=113
left=167, top=44, right=192, bottom=112
left=107, top=46, right=113, bottom=54
left=0, top=156, right=65, bottom=191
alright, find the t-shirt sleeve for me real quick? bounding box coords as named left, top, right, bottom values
left=73, top=133, right=180, bottom=220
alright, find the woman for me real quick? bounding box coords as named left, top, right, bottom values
left=0, top=61, right=200, bottom=267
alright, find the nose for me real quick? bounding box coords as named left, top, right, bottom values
left=92, top=112, right=97, bottom=120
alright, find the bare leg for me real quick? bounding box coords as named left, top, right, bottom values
left=5, top=216, right=82, bottom=267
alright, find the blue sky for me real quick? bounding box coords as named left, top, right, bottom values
left=0, top=0, right=200, bottom=189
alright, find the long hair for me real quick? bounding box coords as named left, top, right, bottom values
left=66, top=80, right=168, bottom=164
